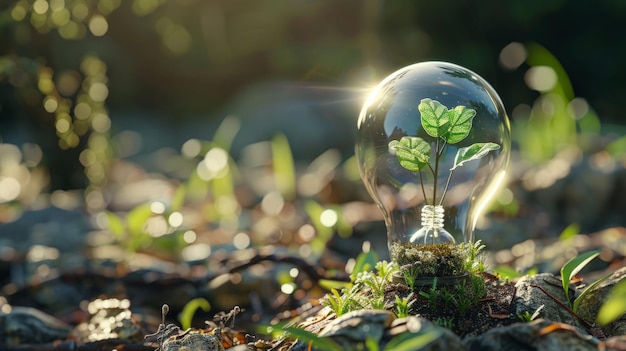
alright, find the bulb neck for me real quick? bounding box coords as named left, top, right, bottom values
left=409, top=205, right=455, bottom=245
left=420, top=205, right=445, bottom=229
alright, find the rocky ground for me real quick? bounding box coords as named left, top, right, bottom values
left=0, top=139, right=625, bottom=350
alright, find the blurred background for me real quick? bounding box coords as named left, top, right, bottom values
left=1, top=0, right=626, bottom=325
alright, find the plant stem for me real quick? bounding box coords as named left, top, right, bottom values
left=433, top=138, right=440, bottom=205
left=435, top=139, right=449, bottom=204
left=418, top=170, right=428, bottom=205
left=439, top=171, right=454, bottom=206
left=438, top=140, right=448, bottom=157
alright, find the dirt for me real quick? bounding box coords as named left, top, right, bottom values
left=384, top=272, right=518, bottom=337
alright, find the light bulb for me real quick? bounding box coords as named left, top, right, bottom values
left=356, top=61, right=510, bottom=263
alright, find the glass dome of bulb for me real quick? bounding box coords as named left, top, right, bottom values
left=355, top=61, right=510, bottom=262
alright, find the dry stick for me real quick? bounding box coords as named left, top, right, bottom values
left=218, top=254, right=351, bottom=285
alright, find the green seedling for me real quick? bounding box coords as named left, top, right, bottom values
left=401, top=264, right=420, bottom=291
left=178, top=297, right=211, bottom=329
left=395, top=293, right=415, bottom=318
left=452, top=280, right=474, bottom=317
left=517, top=304, right=544, bottom=323
left=383, top=328, right=441, bottom=351
left=558, top=222, right=580, bottom=241
left=389, top=98, right=500, bottom=206
left=278, top=325, right=343, bottom=351
left=323, top=288, right=362, bottom=317
left=561, top=249, right=611, bottom=312
left=418, top=277, right=439, bottom=308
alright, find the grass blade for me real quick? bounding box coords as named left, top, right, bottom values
left=573, top=272, right=611, bottom=313
left=281, top=326, right=343, bottom=351
left=560, top=249, right=601, bottom=306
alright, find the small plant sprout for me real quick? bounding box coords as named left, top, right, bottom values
left=560, top=249, right=612, bottom=312
left=517, top=305, right=544, bottom=323
left=389, top=98, right=500, bottom=207
left=395, top=293, right=415, bottom=318
left=178, top=297, right=211, bottom=329
left=418, top=277, right=439, bottom=308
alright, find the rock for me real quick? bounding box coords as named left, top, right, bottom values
left=384, top=316, right=465, bottom=351
left=577, top=266, right=626, bottom=337
left=293, top=309, right=464, bottom=351
left=464, top=319, right=598, bottom=351
left=317, top=309, right=394, bottom=349
left=513, top=273, right=590, bottom=331
left=0, top=306, right=72, bottom=345
left=162, top=331, right=225, bottom=351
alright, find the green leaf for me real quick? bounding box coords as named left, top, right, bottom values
left=493, top=265, right=524, bottom=280
left=597, top=279, right=626, bottom=326
left=561, top=250, right=601, bottom=306
left=351, top=249, right=380, bottom=281
left=450, top=143, right=500, bottom=170
left=389, top=137, right=431, bottom=172
left=558, top=222, right=580, bottom=241
left=104, top=211, right=125, bottom=239
left=384, top=328, right=441, bottom=351
left=282, top=326, right=343, bottom=351
left=444, top=105, right=477, bottom=144
left=178, top=297, right=211, bottom=330
left=418, top=98, right=450, bottom=138
left=126, top=203, right=154, bottom=237
left=573, top=272, right=611, bottom=313
left=319, top=279, right=352, bottom=291
left=272, top=133, right=296, bottom=200
left=170, top=185, right=187, bottom=212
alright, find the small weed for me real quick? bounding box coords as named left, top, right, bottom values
left=452, top=281, right=474, bottom=317
left=322, top=251, right=399, bottom=316
left=395, top=293, right=415, bottom=318
left=469, top=274, right=487, bottom=300
left=401, top=264, right=419, bottom=291
left=418, top=277, right=439, bottom=308
left=464, top=240, right=487, bottom=275
left=323, top=288, right=362, bottom=317
left=517, top=305, right=544, bottom=323
left=439, top=287, right=455, bottom=310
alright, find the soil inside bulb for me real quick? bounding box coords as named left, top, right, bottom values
left=390, top=242, right=467, bottom=278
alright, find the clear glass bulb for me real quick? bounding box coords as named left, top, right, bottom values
left=356, top=61, right=511, bottom=262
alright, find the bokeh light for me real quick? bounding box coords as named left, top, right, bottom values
left=88, top=15, right=108, bottom=36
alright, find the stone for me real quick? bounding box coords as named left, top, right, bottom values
left=577, top=266, right=626, bottom=337
left=513, top=273, right=590, bottom=331
left=317, top=309, right=394, bottom=348
left=384, top=316, right=465, bottom=351
left=162, top=331, right=225, bottom=351
left=464, top=319, right=598, bottom=351
left=0, top=306, right=72, bottom=345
